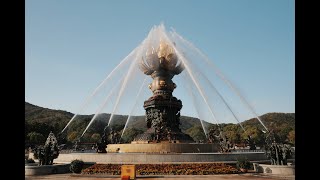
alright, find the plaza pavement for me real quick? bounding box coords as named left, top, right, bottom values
left=25, top=173, right=295, bottom=180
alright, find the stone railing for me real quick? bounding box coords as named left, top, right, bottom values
left=232, top=149, right=264, bottom=153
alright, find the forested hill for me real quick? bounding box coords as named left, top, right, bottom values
left=25, top=102, right=73, bottom=125
left=25, top=102, right=295, bottom=146
left=25, top=102, right=208, bottom=132
left=243, top=112, right=295, bottom=131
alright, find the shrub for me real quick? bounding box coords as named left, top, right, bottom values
left=236, top=157, right=251, bottom=170
left=70, top=159, right=84, bottom=173
left=25, top=158, right=35, bottom=164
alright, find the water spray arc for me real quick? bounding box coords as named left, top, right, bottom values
left=171, top=30, right=268, bottom=132
left=61, top=24, right=269, bottom=148
left=120, top=77, right=148, bottom=140
left=61, top=46, right=141, bottom=134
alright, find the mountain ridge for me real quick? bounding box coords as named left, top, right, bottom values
left=25, top=102, right=295, bottom=131
left=25, top=102, right=295, bottom=146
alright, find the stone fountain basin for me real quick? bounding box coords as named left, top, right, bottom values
left=253, top=163, right=295, bottom=175
left=107, top=143, right=220, bottom=153
left=25, top=163, right=70, bottom=175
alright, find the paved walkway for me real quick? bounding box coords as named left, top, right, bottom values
left=25, top=173, right=295, bottom=180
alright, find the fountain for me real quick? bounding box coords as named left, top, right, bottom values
left=253, top=131, right=295, bottom=175
left=33, top=131, right=60, bottom=165
left=25, top=132, right=70, bottom=175
left=55, top=24, right=271, bottom=163
left=106, top=39, right=220, bottom=153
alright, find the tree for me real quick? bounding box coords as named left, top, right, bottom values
left=110, top=124, right=125, bottom=132
left=186, top=126, right=206, bottom=142
left=81, top=133, right=92, bottom=142
left=67, top=131, right=79, bottom=142
left=28, top=122, right=54, bottom=137
left=27, top=132, right=46, bottom=145
left=224, top=130, right=241, bottom=145
left=223, top=124, right=241, bottom=144
left=25, top=121, right=30, bottom=140
left=276, top=125, right=293, bottom=143
left=241, top=126, right=264, bottom=146
left=287, top=130, right=295, bottom=146
left=91, top=133, right=101, bottom=142
left=121, top=128, right=144, bottom=143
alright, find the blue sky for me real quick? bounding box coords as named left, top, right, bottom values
left=25, top=0, right=294, bottom=119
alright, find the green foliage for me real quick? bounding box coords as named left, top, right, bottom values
left=121, top=128, right=144, bottom=143
left=287, top=130, right=295, bottom=145
left=277, top=125, right=294, bottom=143
left=180, top=116, right=204, bottom=132
left=27, top=132, right=45, bottom=145
left=186, top=126, right=206, bottom=142
left=207, top=124, right=220, bottom=134
left=241, top=126, right=264, bottom=145
left=81, top=133, right=93, bottom=142
left=25, top=102, right=295, bottom=146
left=236, top=157, right=252, bottom=170
left=67, top=131, right=79, bottom=142
left=223, top=124, right=241, bottom=144
left=28, top=122, right=54, bottom=137
left=91, top=133, right=101, bottom=142
left=70, top=159, right=84, bottom=173
left=25, top=158, right=35, bottom=164
left=110, top=124, right=125, bottom=132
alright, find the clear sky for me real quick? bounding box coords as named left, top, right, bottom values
left=25, top=0, right=295, bottom=119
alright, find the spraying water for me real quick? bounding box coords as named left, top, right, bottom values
left=61, top=45, right=141, bottom=134
left=120, top=77, right=147, bottom=139
left=62, top=23, right=269, bottom=140
left=198, top=70, right=245, bottom=131
left=171, top=30, right=268, bottom=132
left=80, top=74, right=125, bottom=138
left=182, top=73, right=210, bottom=137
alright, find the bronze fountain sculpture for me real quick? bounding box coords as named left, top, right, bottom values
left=135, top=40, right=193, bottom=143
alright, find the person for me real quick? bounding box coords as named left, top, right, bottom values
left=74, top=143, right=78, bottom=151
left=247, top=135, right=256, bottom=150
